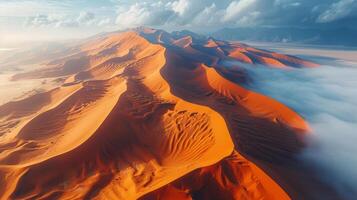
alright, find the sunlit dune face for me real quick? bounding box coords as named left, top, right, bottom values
left=0, top=28, right=328, bottom=200
left=0, top=31, right=234, bottom=199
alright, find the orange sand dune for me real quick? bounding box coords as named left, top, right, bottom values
left=140, top=151, right=289, bottom=200
left=0, top=28, right=341, bottom=200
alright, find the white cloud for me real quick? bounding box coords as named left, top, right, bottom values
left=223, top=0, right=257, bottom=22
left=115, top=3, right=161, bottom=28
left=25, top=14, right=67, bottom=27
left=54, top=20, right=79, bottom=28
left=221, top=59, right=357, bottom=198
left=0, top=0, right=72, bottom=17
left=171, top=0, right=189, bottom=16
left=9, top=0, right=357, bottom=33
left=3, top=0, right=357, bottom=42
left=192, top=3, right=223, bottom=26
left=317, top=0, right=357, bottom=23
left=26, top=14, right=81, bottom=28
left=113, top=0, right=264, bottom=29
left=24, top=11, right=112, bottom=28
left=77, top=11, right=95, bottom=24
left=235, top=11, right=261, bottom=25
left=98, top=18, right=111, bottom=26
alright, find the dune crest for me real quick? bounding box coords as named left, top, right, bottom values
left=0, top=28, right=331, bottom=199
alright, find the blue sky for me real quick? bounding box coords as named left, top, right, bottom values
left=1, top=0, right=356, bottom=45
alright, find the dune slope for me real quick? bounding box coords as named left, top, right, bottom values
left=0, top=28, right=339, bottom=200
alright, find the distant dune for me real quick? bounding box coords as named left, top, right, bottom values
left=0, top=27, right=342, bottom=200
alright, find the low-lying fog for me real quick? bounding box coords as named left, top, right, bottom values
left=222, top=46, right=357, bottom=198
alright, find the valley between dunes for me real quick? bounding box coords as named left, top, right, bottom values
left=0, top=28, right=341, bottom=199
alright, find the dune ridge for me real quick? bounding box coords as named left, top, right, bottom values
left=0, top=28, right=340, bottom=200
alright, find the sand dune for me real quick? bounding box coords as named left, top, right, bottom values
left=140, top=151, right=290, bottom=200
left=0, top=27, right=336, bottom=199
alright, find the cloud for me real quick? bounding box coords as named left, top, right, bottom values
left=223, top=0, right=257, bottom=22
left=112, top=0, right=357, bottom=30
left=3, top=0, right=357, bottom=42
left=54, top=19, right=79, bottom=28
left=116, top=3, right=151, bottom=28
left=77, top=11, right=95, bottom=24
left=221, top=58, right=357, bottom=198
left=192, top=3, right=223, bottom=26
left=26, top=14, right=80, bottom=28
left=114, top=0, right=263, bottom=29
left=25, top=14, right=55, bottom=27
left=5, top=0, right=357, bottom=33
left=98, top=18, right=111, bottom=26
left=25, top=14, right=71, bottom=27
left=25, top=11, right=112, bottom=28
left=317, top=0, right=357, bottom=23
left=0, top=0, right=72, bottom=17
left=115, top=2, right=174, bottom=28
left=171, top=0, right=189, bottom=16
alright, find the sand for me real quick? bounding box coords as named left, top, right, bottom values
left=0, top=27, right=338, bottom=199
left=0, top=70, right=61, bottom=106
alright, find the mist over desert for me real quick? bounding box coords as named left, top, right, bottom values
left=222, top=46, right=357, bottom=199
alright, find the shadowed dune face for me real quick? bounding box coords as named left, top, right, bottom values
left=0, top=28, right=338, bottom=200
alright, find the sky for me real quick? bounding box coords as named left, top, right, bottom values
left=1, top=0, right=357, bottom=46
